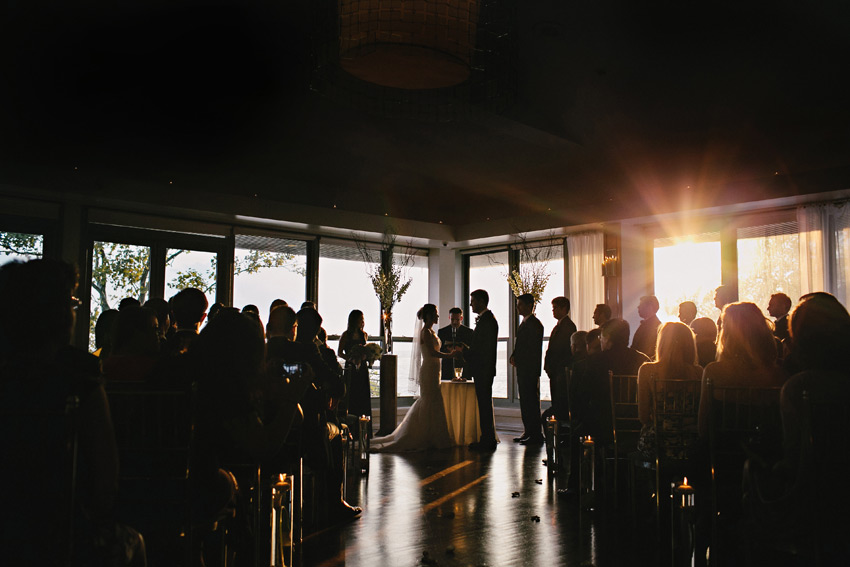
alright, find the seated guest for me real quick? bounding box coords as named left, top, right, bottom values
left=575, top=319, right=651, bottom=444
left=101, top=305, right=161, bottom=382
left=143, top=298, right=172, bottom=346
left=93, top=308, right=119, bottom=359
left=163, top=287, right=208, bottom=356
left=0, top=260, right=145, bottom=565
left=570, top=330, right=589, bottom=366
left=678, top=301, right=698, bottom=326
left=698, top=302, right=788, bottom=438
left=300, top=301, right=328, bottom=344
left=779, top=293, right=850, bottom=476
left=636, top=322, right=702, bottom=457
left=690, top=317, right=718, bottom=367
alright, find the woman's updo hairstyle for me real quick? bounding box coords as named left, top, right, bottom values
left=417, top=303, right=437, bottom=321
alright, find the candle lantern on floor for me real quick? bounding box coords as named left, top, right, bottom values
left=271, top=473, right=294, bottom=567
left=579, top=435, right=595, bottom=510
left=671, top=477, right=696, bottom=567
left=359, top=415, right=371, bottom=472
left=545, top=416, right=558, bottom=477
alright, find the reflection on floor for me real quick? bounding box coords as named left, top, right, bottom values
left=300, top=430, right=658, bottom=567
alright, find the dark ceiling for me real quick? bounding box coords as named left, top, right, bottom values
left=2, top=1, right=850, bottom=229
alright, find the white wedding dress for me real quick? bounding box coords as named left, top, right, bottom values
left=371, top=328, right=453, bottom=452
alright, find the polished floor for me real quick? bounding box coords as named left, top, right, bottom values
left=299, top=431, right=658, bottom=567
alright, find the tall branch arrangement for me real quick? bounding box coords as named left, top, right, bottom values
left=507, top=232, right=558, bottom=305
left=354, top=231, right=414, bottom=315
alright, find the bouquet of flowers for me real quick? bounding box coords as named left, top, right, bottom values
left=349, top=343, right=383, bottom=365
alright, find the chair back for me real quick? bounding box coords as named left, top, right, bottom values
left=0, top=394, right=80, bottom=564
left=652, top=378, right=701, bottom=462
left=609, top=372, right=640, bottom=454
left=800, top=388, right=850, bottom=501
left=707, top=380, right=782, bottom=477
left=106, top=383, right=196, bottom=545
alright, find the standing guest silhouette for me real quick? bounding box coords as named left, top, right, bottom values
left=631, top=295, right=662, bottom=359
left=592, top=303, right=612, bottom=327
left=338, top=309, right=372, bottom=434
left=544, top=296, right=577, bottom=421
left=678, top=301, right=698, bottom=326
left=437, top=307, right=473, bottom=381
left=714, top=285, right=735, bottom=333
left=463, top=289, right=499, bottom=452
left=511, top=293, right=545, bottom=445
left=767, top=292, right=792, bottom=344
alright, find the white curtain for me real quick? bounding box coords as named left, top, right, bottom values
left=567, top=231, right=605, bottom=331
left=797, top=201, right=850, bottom=307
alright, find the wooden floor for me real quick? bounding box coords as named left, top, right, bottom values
left=299, top=431, right=659, bottom=567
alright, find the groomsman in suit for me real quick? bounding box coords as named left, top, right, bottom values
left=511, top=293, right=545, bottom=444
left=463, top=289, right=499, bottom=451
left=544, top=296, right=577, bottom=420
left=438, top=307, right=474, bottom=380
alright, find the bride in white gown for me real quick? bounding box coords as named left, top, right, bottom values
left=371, top=304, right=460, bottom=452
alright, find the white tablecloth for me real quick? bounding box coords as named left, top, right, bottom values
left=441, top=381, right=500, bottom=446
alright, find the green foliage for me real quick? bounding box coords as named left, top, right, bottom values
left=0, top=232, right=43, bottom=260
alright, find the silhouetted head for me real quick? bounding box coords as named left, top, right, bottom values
left=593, top=303, right=612, bottom=326
left=717, top=302, right=776, bottom=367
left=600, top=318, right=630, bottom=350
left=267, top=305, right=297, bottom=339
left=0, top=259, right=79, bottom=357
left=296, top=307, right=322, bottom=344
left=678, top=301, right=697, bottom=325
left=767, top=292, right=792, bottom=319
left=113, top=305, right=160, bottom=356
left=655, top=321, right=697, bottom=366
left=789, top=292, right=850, bottom=372
left=170, top=287, right=208, bottom=329
left=690, top=317, right=717, bottom=344
left=347, top=309, right=365, bottom=333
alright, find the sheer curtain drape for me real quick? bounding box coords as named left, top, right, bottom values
left=566, top=231, right=605, bottom=331
left=797, top=201, right=850, bottom=307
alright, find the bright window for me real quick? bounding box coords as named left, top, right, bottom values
left=233, top=234, right=307, bottom=320
left=737, top=222, right=800, bottom=316
left=165, top=248, right=218, bottom=300
left=653, top=233, right=721, bottom=323
left=0, top=231, right=43, bottom=265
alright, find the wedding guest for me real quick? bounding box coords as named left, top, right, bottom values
left=438, top=307, right=473, bottom=381
left=767, top=292, right=792, bottom=344
left=631, top=295, right=661, bottom=359
left=592, top=303, right=612, bottom=327
left=690, top=317, right=717, bottom=367
left=511, top=293, right=545, bottom=445
left=714, top=285, right=735, bottom=333
left=93, top=308, right=119, bottom=358
left=101, top=305, right=161, bottom=382
left=698, top=302, right=787, bottom=438
left=678, top=301, right=697, bottom=326
left=544, top=296, right=576, bottom=421
left=144, top=297, right=172, bottom=346
left=164, top=287, right=208, bottom=356
left=0, top=259, right=145, bottom=565
left=636, top=322, right=702, bottom=455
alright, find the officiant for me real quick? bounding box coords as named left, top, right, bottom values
left=438, top=307, right=474, bottom=380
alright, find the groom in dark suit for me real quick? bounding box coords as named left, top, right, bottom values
left=463, top=289, right=499, bottom=451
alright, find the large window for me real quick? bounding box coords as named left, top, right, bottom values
left=90, top=241, right=152, bottom=350
left=233, top=234, right=308, bottom=319
left=653, top=232, right=722, bottom=323
left=468, top=251, right=510, bottom=398
left=319, top=242, right=382, bottom=394
left=165, top=248, right=218, bottom=300
left=737, top=222, right=800, bottom=316
left=0, top=231, right=44, bottom=265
